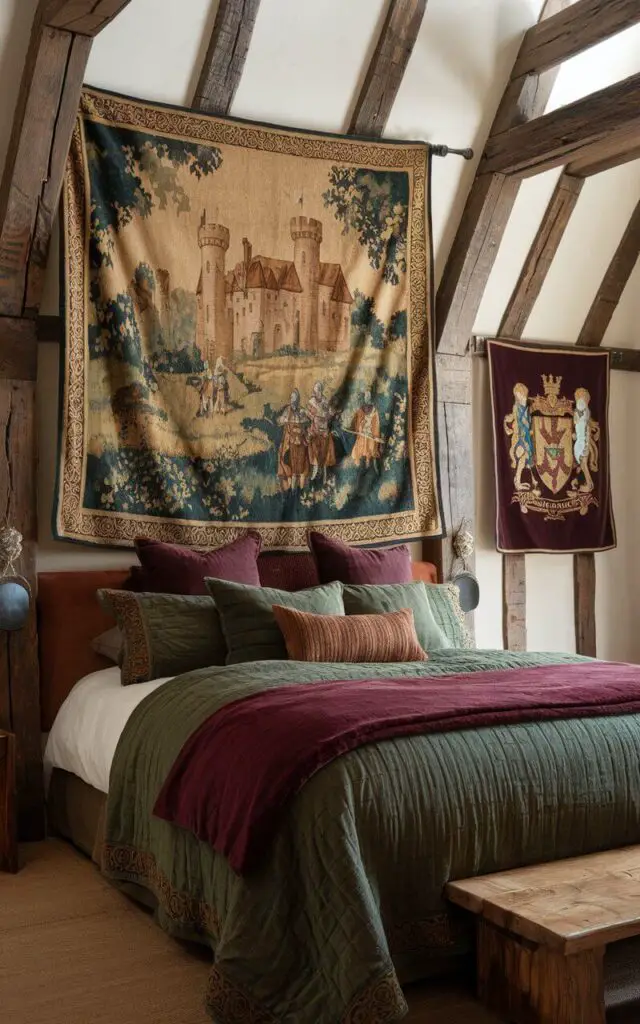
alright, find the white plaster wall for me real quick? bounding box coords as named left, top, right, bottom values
left=1, top=0, right=639, bottom=657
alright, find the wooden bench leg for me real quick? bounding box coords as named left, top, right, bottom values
left=476, top=919, right=605, bottom=1024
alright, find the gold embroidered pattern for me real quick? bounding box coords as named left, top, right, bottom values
left=98, top=590, right=152, bottom=685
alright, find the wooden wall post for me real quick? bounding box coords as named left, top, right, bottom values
left=0, top=0, right=131, bottom=838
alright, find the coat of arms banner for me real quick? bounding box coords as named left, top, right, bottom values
left=55, top=88, right=441, bottom=549
left=487, top=338, right=616, bottom=554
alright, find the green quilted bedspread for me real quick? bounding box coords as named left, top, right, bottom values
left=102, top=650, right=640, bottom=1023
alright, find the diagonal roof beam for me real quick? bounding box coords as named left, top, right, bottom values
left=41, top=0, right=131, bottom=35
left=192, top=0, right=262, bottom=115
left=482, top=71, right=640, bottom=178
left=348, top=0, right=427, bottom=137
left=577, top=197, right=640, bottom=346
left=512, top=0, right=640, bottom=80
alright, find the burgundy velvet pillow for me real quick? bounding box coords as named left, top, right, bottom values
left=129, top=532, right=262, bottom=594
left=308, top=531, right=412, bottom=585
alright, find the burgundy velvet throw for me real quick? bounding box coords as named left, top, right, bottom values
left=153, top=661, right=640, bottom=874
left=487, top=338, right=616, bottom=553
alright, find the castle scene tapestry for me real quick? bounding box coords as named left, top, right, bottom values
left=55, top=88, right=441, bottom=549
left=488, top=338, right=616, bottom=554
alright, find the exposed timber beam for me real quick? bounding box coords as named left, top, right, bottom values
left=577, top=198, right=640, bottom=346
left=348, top=0, right=427, bottom=137
left=503, top=554, right=526, bottom=653
left=192, top=0, right=262, bottom=114
left=574, top=553, right=597, bottom=657
left=41, top=0, right=131, bottom=35
left=481, top=72, right=640, bottom=178
left=567, top=139, right=640, bottom=177
left=511, top=0, right=640, bottom=80
left=499, top=173, right=583, bottom=338
left=472, top=335, right=640, bottom=373
left=436, top=0, right=570, bottom=356
left=0, top=0, right=130, bottom=839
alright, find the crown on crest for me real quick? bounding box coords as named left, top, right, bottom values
left=542, top=374, right=562, bottom=399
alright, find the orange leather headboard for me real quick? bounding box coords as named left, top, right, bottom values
left=38, top=570, right=128, bottom=731
left=37, top=560, right=437, bottom=732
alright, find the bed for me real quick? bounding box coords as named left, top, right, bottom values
left=39, top=559, right=640, bottom=1024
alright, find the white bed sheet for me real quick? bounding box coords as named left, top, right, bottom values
left=44, top=667, right=171, bottom=794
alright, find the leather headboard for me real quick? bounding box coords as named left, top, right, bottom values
left=37, top=558, right=438, bottom=731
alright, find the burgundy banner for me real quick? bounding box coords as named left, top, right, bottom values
left=487, top=339, right=616, bottom=553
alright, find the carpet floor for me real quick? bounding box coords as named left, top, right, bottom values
left=1, top=840, right=637, bottom=1023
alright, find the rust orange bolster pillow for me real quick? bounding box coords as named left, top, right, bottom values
left=272, top=605, right=428, bottom=664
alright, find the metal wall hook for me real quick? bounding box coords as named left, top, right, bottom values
left=431, top=144, right=474, bottom=160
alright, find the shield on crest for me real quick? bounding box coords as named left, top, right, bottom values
left=532, top=414, right=573, bottom=494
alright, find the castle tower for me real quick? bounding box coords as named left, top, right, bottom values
left=198, top=211, right=231, bottom=366
left=290, top=216, right=322, bottom=351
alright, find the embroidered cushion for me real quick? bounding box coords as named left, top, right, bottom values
left=128, top=532, right=262, bottom=594
left=272, top=605, right=427, bottom=663
left=205, top=578, right=344, bottom=664
left=308, top=531, right=412, bottom=585
left=422, top=583, right=474, bottom=649
left=342, top=582, right=451, bottom=652
left=97, top=590, right=226, bottom=685
left=258, top=551, right=320, bottom=590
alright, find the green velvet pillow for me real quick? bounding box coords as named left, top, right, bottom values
left=422, top=583, right=474, bottom=649
left=97, top=590, right=227, bottom=685
left=342, top=581, right=451, bottom=652
left=205, top=578, right=345, bottom=664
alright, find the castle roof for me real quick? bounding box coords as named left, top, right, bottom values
left=226, top=256, right=302, bottom=293
left=319, top=263, right=353, bottom=304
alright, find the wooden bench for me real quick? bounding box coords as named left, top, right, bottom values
left=446, top=847, right=640, bottom=1024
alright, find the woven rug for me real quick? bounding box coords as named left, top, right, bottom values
left=56, top=88, right=441, bottom=549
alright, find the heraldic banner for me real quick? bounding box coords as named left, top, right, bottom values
left=487, top=338, right=616, bottom=554
left=55, top=88, right=441, bottom=549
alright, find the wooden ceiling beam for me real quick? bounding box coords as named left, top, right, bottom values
left=482, top=72, right=640, bottom=178
left=348, top=0, right=427, bottom=137
left=192, top=0, right=262, bottom=114
left=436, top=0, right=570, bottom=355
left=577, top=197, right=640, bottom=346
left=511, top=0, right=640, bottom=80
left=499, top=172, right=583, bottom=338
left=567, top=137, right=640, bottom=177
left=41, top=0, right=131, bottom=35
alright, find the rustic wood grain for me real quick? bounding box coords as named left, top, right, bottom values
left=0, top=317, right=37, bottom=380
left=348, top=0, right=428, bottom=137
left=436, top=0, right=569, bottom=355
left=511, top=0, right=640, bottom=80
left=25, top=32, right=91, bottom=313
left=502, top=554, right=526, bottom=651
left=0, top=381, right=42, bottom=841
left=448, top=845, right=640, bottom=956
left=472, top=334, right=640, bottom=373
left=0, top=731, right=18, bottom=873
left=568, top=138, right=640, bottom=178
left=574, top=552, right=596, bottom=657
left=499, top=173, right=583, bottom=337
left=476, top=920, right=605, bottom=1024
left=192, top=0, right=262, bottom=114
left=577, top=198, right=640, bottom=347
left=482, top=72, right=640, bottom=178
left=436, top=365, right=475, bottom=600
left=0, top=26, right=72, bottom=316
left=41, top=0, right=131, bottom=35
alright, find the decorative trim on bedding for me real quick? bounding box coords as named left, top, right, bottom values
left=344, top=972, right=407, bottom=1023
left=443, top=583, right=474, bottom=649
left=101, top=841, right=426, bottom=1024
left=98, top=592, right=152, bottom=685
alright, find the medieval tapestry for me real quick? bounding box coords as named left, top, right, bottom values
left=55, top=88, right=441, bottom=550
left=487, top=338, right=616, bottom=553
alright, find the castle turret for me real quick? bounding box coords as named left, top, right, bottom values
left=198, top=211, right=231, bottom=366
left=290, top=216, right=322, bottom=351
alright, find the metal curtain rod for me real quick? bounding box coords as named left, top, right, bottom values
left=431, top=144, right=474, bottom=160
